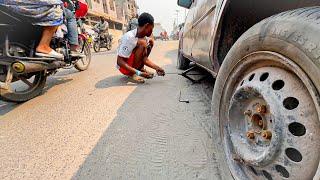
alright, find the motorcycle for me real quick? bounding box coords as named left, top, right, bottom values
left=77, top=18, right=94, bottom=49
left=0, top=5, right=91, bottom=103
left=93, top=29, right=113, bottom=52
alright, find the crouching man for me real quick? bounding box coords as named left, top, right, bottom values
left=117, top=12, right=165, bottom=83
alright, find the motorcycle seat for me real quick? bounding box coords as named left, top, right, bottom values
left=0, top=5, right=36, bottom=28
left=0, top=5, right=42, bottom=46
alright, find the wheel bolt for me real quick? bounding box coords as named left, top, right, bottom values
left=258, top=120, right=264, bottom=127
left=257, top=105, right=267, bottom=114
left=246, top=131, right=255, bottom=140
left=262, top=130, right=272, bottom=140
left=244, top=110, right=252, bottom=116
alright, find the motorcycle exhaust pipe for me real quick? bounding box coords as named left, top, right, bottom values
left=11, top=61, right=65, bottom=74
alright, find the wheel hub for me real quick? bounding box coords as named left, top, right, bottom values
left=229, top=82, right=282, bottom=167
left=224, top=56, right=320, bottom=180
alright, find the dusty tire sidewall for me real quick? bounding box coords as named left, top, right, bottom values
left=0, top=71, right=47, bottom=103
left=93, top=41, right=100, bottom=52
left=75, top=43, right=92, bottom=71
left=212, top=15, right=320, bottom=179
left=106, top=42, right=112, bottom=50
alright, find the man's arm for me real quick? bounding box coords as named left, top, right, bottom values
left=144, top=57, right=158, bottom=69
left=143, top=38, right=165, bottom=76
left=105, top=22, right=109, bottom=30
left=94, top=23, right=99, bottom=30
left=101, top=22, right=108, bottom=31
left=144, top=58, right=165, bottom=76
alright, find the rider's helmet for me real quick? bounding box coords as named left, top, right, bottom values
left=75, top=0, right=89, bottom=18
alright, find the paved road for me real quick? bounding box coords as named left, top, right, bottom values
left=0, top=41, right=220, bottom=180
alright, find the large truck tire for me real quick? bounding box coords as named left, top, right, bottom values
left=211, top=7, right=320, bottom=180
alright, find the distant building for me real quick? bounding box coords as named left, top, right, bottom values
left=85, top=0, right=138, bottom=31
left=115, top=0, right=139, bottom=25
left=84, top=0, right=138, bottom=43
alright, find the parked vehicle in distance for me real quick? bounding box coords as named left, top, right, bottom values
left=153, top=23, right=166, bottom=40
left=178, top=0, right=320, bottom=179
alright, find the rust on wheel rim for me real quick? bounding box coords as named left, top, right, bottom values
left=222, top=51, right=320, bottom=180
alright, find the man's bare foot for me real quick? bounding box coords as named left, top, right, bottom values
left=129, top=74, right=145, bottom=83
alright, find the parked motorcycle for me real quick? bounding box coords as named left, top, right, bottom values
left=0, top=6, right=91, bottom=103
left=93, top=30, right=113, bottom=52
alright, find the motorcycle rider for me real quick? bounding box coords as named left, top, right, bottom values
left=63, top=0, right=85, bottom=57
left=0, top=0, right=64, bottom=59
left=94, top=16, right=109, bottom=43
left=127, top=14, right=139, bottom=32
left=0, top=0, right=85, bottom=59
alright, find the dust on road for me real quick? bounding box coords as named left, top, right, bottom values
left=0, top=41, right=220, bottom=180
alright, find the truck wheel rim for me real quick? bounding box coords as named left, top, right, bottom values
left=221, top=51, right=320, bottom=180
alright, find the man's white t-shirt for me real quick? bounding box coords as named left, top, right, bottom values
left=117, top=29, right=138, bottom=58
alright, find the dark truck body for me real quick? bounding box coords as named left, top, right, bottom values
left=179, top=0, right=320, bottom=76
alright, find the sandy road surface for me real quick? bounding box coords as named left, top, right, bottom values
left=0, top=41, right=220, bottom=179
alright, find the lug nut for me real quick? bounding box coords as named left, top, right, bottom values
left=244, top=110, right=252, bottom=116
left=246, top=131, right=255, bottom=140
left=258, top=120, right=264, bottom=127
left=262, top=130, right=272, bottom=140
left=257, top=105, right=267, bottom=114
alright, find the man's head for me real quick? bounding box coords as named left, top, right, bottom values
left=138, top=13, right=154, bottom=37
left=100, top=16, right=105, bottom=23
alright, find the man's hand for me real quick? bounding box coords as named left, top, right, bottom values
left=148, top=38, right=154, bottom=47
left=156, top=67, right=165, bottom=76
left=140, top=72, right=154, bottom=79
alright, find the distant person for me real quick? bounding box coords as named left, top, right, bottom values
left=127, top=14, right=139, bottom=32
left=63, top=0, right=85, bottom=57
left=117, top=13, right=165, bottom=83
left=94, top=16, right=109, bottom=40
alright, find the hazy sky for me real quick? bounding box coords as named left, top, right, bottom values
left=136, top=0, right=187, bottom=32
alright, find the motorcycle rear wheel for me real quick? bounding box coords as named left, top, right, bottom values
left=106, top=41, right=112, bottom=51
left=75, top=41, right=91, bottom=71
left=93, top=40, right=101, bottom=52
left=0, top=43, right=47, bottom=102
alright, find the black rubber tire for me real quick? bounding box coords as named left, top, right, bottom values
left=211, top=7, right=320, bottom=179
left=75, top=42, right=91, bottom=71
left=0, top=71, right=47, bottom=103
left=93, top=40, right=100, bottom=53
left=106, top=41, right=112, bottom=51
left=177, top=50, right=190, bottom=70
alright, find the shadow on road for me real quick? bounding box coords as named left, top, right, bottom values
left=44, top=77, right=73, bottom=91
left=0, top=102, right=19, bottom=116
left=92, top=49, right=116, bottom=56
left=53, top=68, right=80, bottom=77
left=95, top=75, right=145, bottom=88
left=0, top=70, right=74, bottom=116
left=72, top=47, right=219, bottom=179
